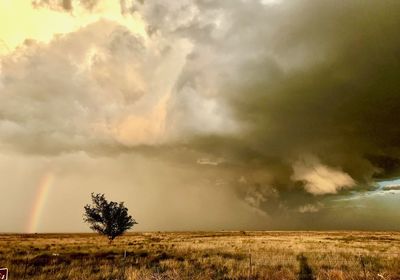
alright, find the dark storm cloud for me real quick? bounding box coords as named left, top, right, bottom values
left=19, top=0, right=400, bottom=186
left=162, top=0, right=400, bottom=183
left=3, top=0, right=400, bottom=229
left=143, top=0, right=400, bottom=218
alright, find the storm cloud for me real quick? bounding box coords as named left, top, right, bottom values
left=163, top=0, right=400, bottom=195
left=1, top=0, right=400, bottom=230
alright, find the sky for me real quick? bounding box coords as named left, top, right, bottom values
left=0, top=0, right=399, bottom=233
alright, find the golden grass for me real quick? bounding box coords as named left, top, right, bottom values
left=0, top=231, right=399, bottom=279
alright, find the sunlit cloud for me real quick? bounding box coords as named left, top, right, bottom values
left=0, top=0, right=146, bottom=55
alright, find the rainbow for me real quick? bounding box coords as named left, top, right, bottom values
left=26, top=172, right=55, bottom=233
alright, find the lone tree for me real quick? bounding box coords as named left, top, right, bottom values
left=84, top=193, right=137, bottom=243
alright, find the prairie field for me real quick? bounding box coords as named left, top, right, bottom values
left=0, top=231, right=399, bottom=280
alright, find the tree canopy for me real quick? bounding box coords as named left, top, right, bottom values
left=83, top=193, right=137, bottom=242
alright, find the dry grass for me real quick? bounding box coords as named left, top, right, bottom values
left=0, top=231, right=399, bottom=279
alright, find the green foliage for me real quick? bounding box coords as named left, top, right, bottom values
left=83, top=193, right=137, bottom=242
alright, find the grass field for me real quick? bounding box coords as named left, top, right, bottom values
left=1, top=231, right=399, bottom=279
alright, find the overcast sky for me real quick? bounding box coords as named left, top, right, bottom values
left=0, top=0, right=399, bottom=232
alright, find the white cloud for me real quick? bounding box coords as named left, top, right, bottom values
left=298, top=203, right=323, bottom=213
left=0, top=19, right=192, bottom=153
left=291, top=157, right=356, bottom=195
